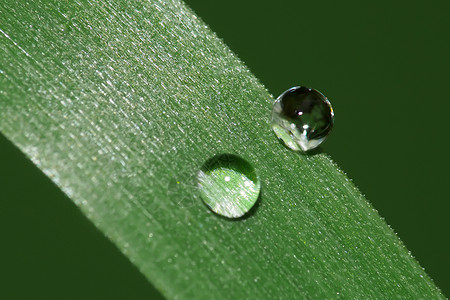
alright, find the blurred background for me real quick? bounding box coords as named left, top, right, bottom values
left=1, top=0, right=448, bottom=298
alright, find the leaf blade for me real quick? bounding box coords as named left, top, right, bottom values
left=0, top=0, right=444, bottom=298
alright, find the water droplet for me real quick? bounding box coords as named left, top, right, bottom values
left=271, top=86, right=334, bottom=151
left=197, top=154, right=260, bottom=218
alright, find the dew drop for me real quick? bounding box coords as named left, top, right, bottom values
left=197, top=154, right=260, bottom=218
left=271, top=86, right=334, bottom=151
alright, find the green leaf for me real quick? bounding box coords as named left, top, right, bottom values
left=0, top=0, right=444, bottom=299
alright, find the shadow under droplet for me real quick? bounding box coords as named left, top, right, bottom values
left=302, top=146, right=324, bottom=157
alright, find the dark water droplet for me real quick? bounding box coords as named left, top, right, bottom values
left=272, top=86, right=334, bottom=151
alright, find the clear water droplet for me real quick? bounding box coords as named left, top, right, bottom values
left=197, top=154, right=260, bottom=218
left=271, top=86, right=334, bottom=151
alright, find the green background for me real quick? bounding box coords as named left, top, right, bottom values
left=0, top=0, right=448, bottom=298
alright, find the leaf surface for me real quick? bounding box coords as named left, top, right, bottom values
left=0, top=0, right=444, bottom=298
